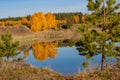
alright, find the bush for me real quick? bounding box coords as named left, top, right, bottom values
left=77, top=24, right=88, bottom=32
left=0, top=32, right=19, bottom=58
left=82, top=61, right=89, bottom=68
left=66, top=21, right=73, bottom=28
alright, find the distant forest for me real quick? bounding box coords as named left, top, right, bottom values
left=0, top=12, right=83, bottom=22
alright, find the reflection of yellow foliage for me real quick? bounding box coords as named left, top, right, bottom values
left=24, top=50, right=29, bottom=57
left=32, top=42, right=58, bottom=61
left=32, top=43, right=48, bottom=60
left=48, top=43, right=58, bottom=59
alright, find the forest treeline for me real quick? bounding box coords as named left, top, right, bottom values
left=0, top=12, right=83, bottom=22
left=0, top=11, right=120, bottom=31
left=0, top=12, right=85, bottom=31
left=0, top=11, right=120, bottom=23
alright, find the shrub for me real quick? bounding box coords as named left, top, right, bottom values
left=77, top=24, right=88, bottom=32
left=0, top=32, right=19, bottom=58
left=82, top=61, right=89, bottom=68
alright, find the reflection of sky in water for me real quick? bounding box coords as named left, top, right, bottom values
left=114, top=42, right=120, bottom=46
left=18, top=46, right=117, bottom=75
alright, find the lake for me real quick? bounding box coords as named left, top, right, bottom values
left=16, top=40, right=118, bottom=75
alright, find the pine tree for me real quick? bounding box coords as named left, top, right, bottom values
left=0, top=32, right=19, bottom=59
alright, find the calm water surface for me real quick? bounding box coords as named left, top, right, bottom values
left=17, top=41, right=118, bottom=75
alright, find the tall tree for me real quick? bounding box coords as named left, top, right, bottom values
left=87, top=0, right=102, bottom=14
left=106, top=0, right=120, bottom=15
left=30, top=12, right=58, bottom=31
left=45, top=12, right=57, bottom=30
left=87, top=0, right=120, bottom=15
left=79, top=0, right=120, bottom=70
left=72, top=15, right=79, bottom=24
left=30, top=12, right=47, bottom=31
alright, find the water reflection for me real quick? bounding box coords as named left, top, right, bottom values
left=23, top=50, right=29, bottom=58
left=0, top=38, right=119, bottom=75
left=23, top=42, right=58, bottom=61
left=76, top=43, right=119, bottom=70
left=75, top=32, right=120, bottom=70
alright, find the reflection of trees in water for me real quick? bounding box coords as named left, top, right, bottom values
left=23, top=42, right=58, bottom=61
left=75, top=31, right=120, bottom=70
left=23, top=50, right=29, bottom=58
left=58, top=39, right=75, bottom=47
left=32, top=43, right=47, bottom=60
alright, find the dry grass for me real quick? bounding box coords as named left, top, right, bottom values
left=0, top=61, right=65, bottom=80
left=0, top=60, right=119, bottom=80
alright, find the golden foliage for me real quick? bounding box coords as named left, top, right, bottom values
left=47, top=42, right=58, bottom=59
left=45, top=12, right=57, bottom=29
left=5, top=20, right=14, bottom=26
left=30, top=12, right=57, bottom=32
left=0, top=12, right=58, bottom=30
left=82, top=16, right=85, bottom=23
left=32, top=43, right=47, bottom=60
left=56, top=18, right=67, bottom=24
left=31, top=42, right=58, bottom=61
left=0, top=21, right=5, bottom=26
left=21, top=17, right=29, bottom=26
left=30, top=12, right=44, bottom=31
left=23, top=50, right=29, bottom=57
left=72, top=15, right=79, bottom=23
left=0, top=20, right=22, bottom=27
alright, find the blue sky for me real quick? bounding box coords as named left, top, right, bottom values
left=0, top=0, right=120, bottom=18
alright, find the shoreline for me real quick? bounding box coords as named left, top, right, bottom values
left=0, top=60, right=119, bottom=80
left=0, top=25, right=120, bottom=80
left=0, top=25, right=81, bottom=51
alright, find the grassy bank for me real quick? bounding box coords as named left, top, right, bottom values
left=0, top=61, right=65, bottom=80
left=0, top=59, right=120, bottom=80
left=0, top=25, right=82, bottom=51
